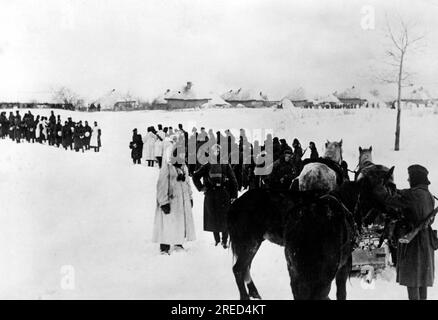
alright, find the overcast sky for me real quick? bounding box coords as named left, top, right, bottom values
left=0, top=0, right=437, bottom=101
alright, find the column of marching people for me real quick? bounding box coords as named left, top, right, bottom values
left=0, top=109, right=102, bottom=152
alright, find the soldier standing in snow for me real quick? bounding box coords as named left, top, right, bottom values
left=90, top=121, right=102, bottom=152
left=0, top=112, right=7, bottom=139
left=192, top=144, right=238, bottom=248
left=83, top=121, right=92, bottom=150
left=55, top=119, right=63, bottom=147
left=61, top=121, right=71, bottom=150
left=13, top=110, right=22, bottom=143
left=129, top=128, right=143, bottom=164
left=66, top=117, right=75, bottom=150
left=268, top=149, right=297, bottom=190
left=153, top=150, right=196, bottom=255
left=309, top=141, right=319, bottom=160
left=8, top=112, right=14, bottom=140
left=144, top=126, right=157, bottom=167
left=292, top=138, right=304, bottom=172
left=73, top=121, right=84, bottom=152
left=384, top=165, right=435, bottom=300
left=154, top=124, right=165, bottom=168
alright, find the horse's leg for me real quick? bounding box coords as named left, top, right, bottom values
left=312, top=283, right=332, bottom=300
left=232, top=240, right=262, bottom=300
left=245, top=239, right=263, bottom=299
left=335, top=256, right=352, bottom=300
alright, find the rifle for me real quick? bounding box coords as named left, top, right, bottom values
left=399, top=206, right=438, bottom=244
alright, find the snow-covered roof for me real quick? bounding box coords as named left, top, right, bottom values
left=165, top=82, right=211, bottom=101
left=281, top=98, right=296, bottom=109
left=335, top=86, right=362, bottom=100
left=208, top=93, right=230, bottom=106
left=312, top=93, right=341, bottom=104
left=283, top=87, right=309, bottom=101
left=221, top=88, right=268, bottom=102
left=94, top=90, right=137, bottom=110
left=152, top=89, right=171, bottom=104
left=360, top=91, right=387, bottom=105
left=402, top=87, right=433, bottom=101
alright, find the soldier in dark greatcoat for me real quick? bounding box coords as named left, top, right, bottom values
left=83, top=121, right=92, bottom=150
left=385, top=165, right=435, bottom=300
left=268, top=149, right=297, bottom=191
left=8, top=112, right=14, bottom=140
left=61, top=121, right=71, bottom=150
left=0, top=112, right=7, bottom=139
left=129, top=128, right=143, bottom=164
left=55, top=120, right=63, bottom=147
left=192, top=144, right=238, bottom=248
left=13, top=110, right=22, bottom=143
left=73, top=121, right=85, bottom=152
left=309, top=141, right=319, bottom=160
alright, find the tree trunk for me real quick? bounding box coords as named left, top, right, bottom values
left=394, top=52, right=404, bottom=151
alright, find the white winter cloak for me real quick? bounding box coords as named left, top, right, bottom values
left=152, top=163, right=196, bottom=245
left=143, top=132, right=156, bottom=160
left=154, top=130, right=165, bottom=157
left=90, top=125, right=101, bottom=147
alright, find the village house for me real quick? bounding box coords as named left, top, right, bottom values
left=164, top=82, right=211, bottom=109
left=221, top=88, right=269, bottom=108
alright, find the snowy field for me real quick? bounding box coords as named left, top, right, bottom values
left=0, top=106, right=437, bottom=300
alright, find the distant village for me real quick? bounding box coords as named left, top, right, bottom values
left=1, top=81, right=437, bottom=112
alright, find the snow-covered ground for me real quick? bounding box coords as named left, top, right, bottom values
left=0, top=106, right=437, bottom=300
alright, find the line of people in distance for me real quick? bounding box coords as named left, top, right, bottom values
left=0, top=110, right=102, bottom=152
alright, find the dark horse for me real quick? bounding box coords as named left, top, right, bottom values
left=228, top=166, right=395, bottom=300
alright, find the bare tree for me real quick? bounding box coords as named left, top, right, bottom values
left=52, top=86, right=84, bottom=110
left=379, top=16, right=425, bottom=151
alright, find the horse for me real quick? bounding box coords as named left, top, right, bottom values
left=296, top=140, right=343, bottom=191
left=228, top=165, right=395, bottom=300
left=353, top=146, right=396, bottom=225
left=353, top=146, right=400, bottom=264
left=354, top=146, right=374, bottom=180
left=284, top=167, right=395, bottom=300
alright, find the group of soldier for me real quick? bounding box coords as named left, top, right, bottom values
left=131, top=123, right=326, bottom=192
left=148, top=122, right=329, bottom=254
left=0, top=110, right=102, bottom=152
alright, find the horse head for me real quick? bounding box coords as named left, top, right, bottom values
left=356, top=165, right=396, bottom=226
left=324, top=139, right=343, bottom=164
left=358, top=146, right=373, bottom=168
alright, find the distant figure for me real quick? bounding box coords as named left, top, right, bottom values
left=14, top=110, right=21, bottom=143
left=83, top=121, right=92, bottom=150
left=154, top=125, right=165, bottom=168
left=144, top=126, right=157, bottom=167
left=340, top=160, right=350, bottom=181
left=309, top=141, right=319, bottom=160
left=129, top=128, right=143, bottom=164
left=268, top=149, right=297, bottom=190
left=90, top=121, right=102, bottom=152
left=55, top=119, right=63, bottom=147
left=73, top=121, right=85, bottom=152
left=272, top=137, right=281, bottom=161
left=292, top=138, right=303, bottom=159
left=279, top=138, right=291, bottom=155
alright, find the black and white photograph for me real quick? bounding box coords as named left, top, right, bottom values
left=1, top=0, right=438, bottom=304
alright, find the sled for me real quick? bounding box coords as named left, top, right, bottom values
left=352, top=225, right=390, bottom=279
